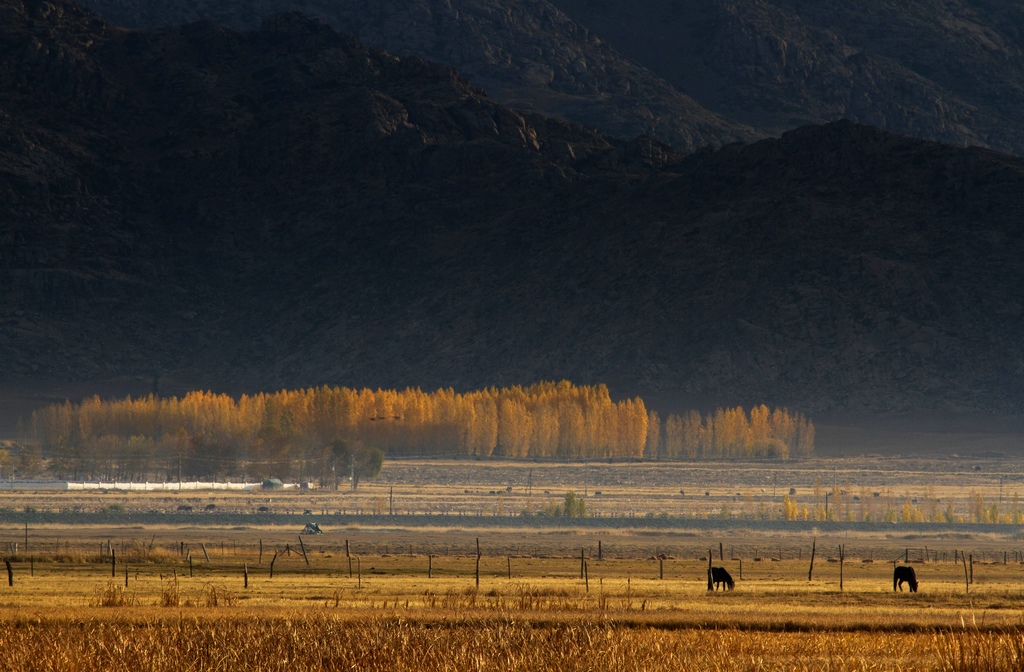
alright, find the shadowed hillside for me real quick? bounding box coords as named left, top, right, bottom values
left=78, top=0, right=757, bottom=153
left=3, top=0, right=1024, bottom=436
left=549, top=0, right=1024, bottom=156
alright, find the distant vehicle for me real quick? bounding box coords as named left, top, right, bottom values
left=257, top=506, right=269, bottom=513
left=302, top=522, right=323, bottom=535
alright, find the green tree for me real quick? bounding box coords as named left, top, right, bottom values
left=330, top=439, right=384, bottom=491
left=561, top=491, right=586, bottom=518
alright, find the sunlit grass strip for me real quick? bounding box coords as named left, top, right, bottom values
left=0, top=613, right=943, bottom=672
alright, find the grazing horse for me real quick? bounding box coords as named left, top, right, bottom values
left=711, top=566, right=735, bottom=591
left=893, top=565, right=918, bottom=592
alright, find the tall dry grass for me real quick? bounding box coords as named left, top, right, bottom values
left=0, top=613, right=952, bottom=671
left=933, top=628, right=1024, bottom=672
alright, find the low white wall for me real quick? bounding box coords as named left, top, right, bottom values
left=0, top=480, right=300, bottom=491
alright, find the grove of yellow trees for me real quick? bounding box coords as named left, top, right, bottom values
left=31, top=383, right=813, bottom=481
left=662, top=404, right=813, bottom=460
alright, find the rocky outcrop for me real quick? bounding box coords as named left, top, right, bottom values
left=78, top=0, right=757, bottom=153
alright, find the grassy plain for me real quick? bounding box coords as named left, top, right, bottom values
left=2, top=545, right=1024, bottom=670
left=1, top=456, right=1024, bottom=670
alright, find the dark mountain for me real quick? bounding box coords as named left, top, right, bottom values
left=549, top=0, right=1024, bottom=156
left=80, top=0, right=1024, bottom=157
left=77, top=0, right=757, bottom=153
left=3, top=0, right=1024, bottom=428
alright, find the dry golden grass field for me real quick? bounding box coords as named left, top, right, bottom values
left=1, top=457, right=1024, bottom=670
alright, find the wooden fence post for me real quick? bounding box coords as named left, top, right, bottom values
left=270, top=551, right=278, bottom=579
left=584, top=560, right=589, bottom=592
left=201, top=544, right=210, bottom=563
left=428, top=555, right=433, bottom=579
left=808, top=538, right=816, bottom=582
left=357, top=557, right=361, bottom=589
left=258, top=539, right=263, bottom=565
left=111, top=549, right=116, bottom=577
left=598, top=540, right=602, bottom=561
left=244, top=563, right=248, bottom=588
left=838, top=544, right=845, bottom=592
left=707, top=550, right=713, bottom=591
left=5, top=559, right=12, bottom=587
left=580, top=548, right=585, bottom=579
left=298, top=536, right=309, bottom=566
left=962, top=553, right=970, bottom=594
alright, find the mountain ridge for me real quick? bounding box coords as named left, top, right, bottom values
left=78, top=0, right=758, bottom=152
left=3, top=0, right=1024, bottom=428
left=549, top=0, right=1024, bottom=155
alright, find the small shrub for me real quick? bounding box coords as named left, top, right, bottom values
left=93, top=582, right=137, bottom=607
left=201, top=584, right=236, bottom=608
left=158, top=575, right=180, bottom=607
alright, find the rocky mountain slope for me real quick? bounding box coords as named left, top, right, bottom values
left=3, top=0, right=1024, bottom=422
left=78, top=0, right=756, bottom=152
left=550, top=0, right=1024, bottom=155
left=81, top=0, right=1024, bottom=157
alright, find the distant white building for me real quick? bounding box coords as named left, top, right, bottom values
left=0, top=480, right=296, bottom=491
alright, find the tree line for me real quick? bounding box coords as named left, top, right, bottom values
left=29, top=381, right=813, bottom=481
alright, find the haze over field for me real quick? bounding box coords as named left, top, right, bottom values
left=3, top=0, right=1024, bottom=452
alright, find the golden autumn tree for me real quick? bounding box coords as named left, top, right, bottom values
left=644, top=410, right=661, bottom=458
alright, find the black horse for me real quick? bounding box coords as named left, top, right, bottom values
left=893, top=565, right=918, bottom=592
left=711, top=566, right=735, bottom=591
